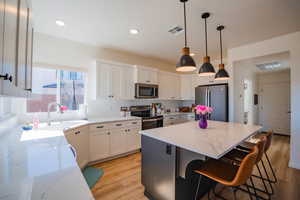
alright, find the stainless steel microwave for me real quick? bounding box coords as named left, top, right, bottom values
left=135, top=83, right=158, bottom=99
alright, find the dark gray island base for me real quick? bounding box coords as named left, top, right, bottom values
left=141, top=135, right=216, bottom=200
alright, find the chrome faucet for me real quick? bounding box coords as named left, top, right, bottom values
left=47, top=102, right=64, bottom=126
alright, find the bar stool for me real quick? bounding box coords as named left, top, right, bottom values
left=239, top=131, right=277, bottom=184
left=222, top=136, right=271, bottom=199
left=193, top=146, right=259, bottom=200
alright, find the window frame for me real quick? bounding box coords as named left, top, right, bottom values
left=26, top=64, right=87, bottom=114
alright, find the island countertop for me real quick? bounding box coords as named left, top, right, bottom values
left=140, top=121, right=262, bottom=159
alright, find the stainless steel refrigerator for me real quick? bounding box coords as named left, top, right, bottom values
left=195, top=84, right=229, bottom=122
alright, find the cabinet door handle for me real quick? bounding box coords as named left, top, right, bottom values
left=0, top=74, right=13, bottom=82
left=115, top=123, right=122, bottom=126
left=107, top=132, right=110, bottom=135
left=132, top=122, right=137, bottom=124
left=166, top=145, right=172, bottom=155
left=75, top=131, right=80, bottom=135
left=96, top=126, right=104, bottom=129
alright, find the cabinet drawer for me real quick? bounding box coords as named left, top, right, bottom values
left=89, top=123, right=113, bottom=132
left=65, top=126, right=88, bottom=136
left=124, top=120, right=142, bottom=128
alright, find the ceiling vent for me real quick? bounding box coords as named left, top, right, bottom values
left=168, top=26, right=184, bottom=35
left=256, top=62, right=283, bottom=71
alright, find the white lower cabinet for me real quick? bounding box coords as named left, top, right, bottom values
left=126, top=128, right=141, bottom=152
left=110, top=128, right=128, bottom=156
left=89, top=120, right=141, bottom=162
left=64, top=126, right=89, bottom=169
left=89, top=130, right=110, bottom=161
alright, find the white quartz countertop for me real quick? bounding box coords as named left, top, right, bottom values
left=140, top=121, right=262, bottom=159
left=0, top=116, right=141, bottom=200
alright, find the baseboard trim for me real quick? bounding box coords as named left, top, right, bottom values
left=288, top=160, right=300, bottom=170
left=88, top=149, right=141, bottom=166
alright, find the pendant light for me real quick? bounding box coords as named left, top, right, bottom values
left=198, top=13, right=215, bottom=76
left=215, top=25, right=230, bottom=80
left=176, top=0, right=196, bottom=72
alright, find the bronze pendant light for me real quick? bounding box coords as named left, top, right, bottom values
left=176, top=0, right=196, bottom=72
left=198, top=13, right=215, bottom=76
left=215, top=25, right=230, bottom=80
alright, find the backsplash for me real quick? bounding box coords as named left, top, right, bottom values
left=87, top=99, right=193, bottom=118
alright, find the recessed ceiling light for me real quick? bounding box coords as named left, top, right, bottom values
left=56, top=20, right=65, bottom=27
left=130, top=29, right=139, bottom=35
left=190, top=53, right=195, bottom=56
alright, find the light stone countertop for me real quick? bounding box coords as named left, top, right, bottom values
left=140, top=120, right=262, bottom=159
left=0, top=116, right=141, bottom=200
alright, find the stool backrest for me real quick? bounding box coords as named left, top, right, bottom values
left=264, top=131, right=274, bottom=152
left=255, top=136, right=267, bottom=164
left=231, top=146, right=258, bottom=186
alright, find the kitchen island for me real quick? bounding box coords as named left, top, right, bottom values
left=140, top=120, right=262, bottom=200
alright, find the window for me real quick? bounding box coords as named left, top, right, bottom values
left=26, top=67, right=85, bottom=113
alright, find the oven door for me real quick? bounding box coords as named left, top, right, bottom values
left=135, top=83, right=158, bottom=99
left=142, top=117, right=163, bottom=130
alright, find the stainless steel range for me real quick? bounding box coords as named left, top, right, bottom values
left=130, top=105, right=163, bottom=130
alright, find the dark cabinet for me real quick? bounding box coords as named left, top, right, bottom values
left=141, top=135, right=176, bottom=200
left=0, top=0, right=33, bottom=96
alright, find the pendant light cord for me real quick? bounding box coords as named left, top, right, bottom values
left=205, top=18, right=208, bottom=56
left=183, top=2, right=187, bottom=47
left=219, top=28, right=223, bottom=64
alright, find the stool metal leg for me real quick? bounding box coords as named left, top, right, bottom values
left=249, top=177, right=259, bottom=200
left=260, top=159, right=275, bottom=195
left=256, top=163, right=271, bottom=196
left=245, top=183, right=253, bottom=200
left=265, top=152, right=278, bottom=183
left=194, top=175, right=202, bottom=200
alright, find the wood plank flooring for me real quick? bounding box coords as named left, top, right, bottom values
left=92, top=135, right=300, bottom=200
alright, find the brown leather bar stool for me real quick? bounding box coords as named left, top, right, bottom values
left=240, top=131, right=277, bottom=181
left=193, top=146, right=259, bottom=200
left=222, top=136, right=271, bottom=199
left=238, top=131, right=277, bottom=195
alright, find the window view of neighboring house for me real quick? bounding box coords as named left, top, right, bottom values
left=27, top=67, right=85, bottom=113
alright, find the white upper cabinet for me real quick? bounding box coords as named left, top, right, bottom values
left=0, top=0, right=33, bottom=97
left=89, top=61, right=135, bottom=100
left=181, top=75, right=194, bottom=100
left=134, top=66, right=158, bottom=84
left=158, top=71, right=180, bottom=100
left=121, top=66, right=135, bottom=100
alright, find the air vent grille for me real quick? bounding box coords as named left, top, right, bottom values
left=168, top=26, right=184, bottom=35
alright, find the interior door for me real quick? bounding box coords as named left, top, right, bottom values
left=260, top=82, right=291, bottom=135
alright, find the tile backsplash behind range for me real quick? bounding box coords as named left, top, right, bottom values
left=87, top=99, right=186, bottom=118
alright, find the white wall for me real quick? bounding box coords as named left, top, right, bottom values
left=227, top=31, right=300, bottom=169
left=233, top=59, right=259, bottom=125
left=33, top=33, right=176, bottom=73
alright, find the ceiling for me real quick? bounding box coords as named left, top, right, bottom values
left=32, top=0, right=300, bottom=64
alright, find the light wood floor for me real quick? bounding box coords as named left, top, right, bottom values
left=92, top=135, right=300, bottom=200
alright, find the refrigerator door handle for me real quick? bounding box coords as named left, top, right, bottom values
left=206, top=88, right=208, bottom=106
